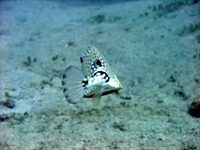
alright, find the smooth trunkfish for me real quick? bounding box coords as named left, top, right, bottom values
left=61, top=45, right=122, bottom=106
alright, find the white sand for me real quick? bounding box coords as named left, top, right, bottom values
left=0, top=1, right=200, bottom=149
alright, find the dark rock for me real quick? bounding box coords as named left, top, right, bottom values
left=113, top=122, right=126, bottom=131
left=169, top=75, right=176, bottom=82
left=188, top=96, right=200, bottom=118
left=0, top=99, right=15, bottom=109
left=174, top=90, right=189, bottom=100
left=0, top=114, right=9, bottom=122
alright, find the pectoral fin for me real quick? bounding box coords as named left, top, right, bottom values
left=91, top=88, right=103, bottom=106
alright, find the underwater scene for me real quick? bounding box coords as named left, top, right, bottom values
left=0, top=0, right=200, bottom=149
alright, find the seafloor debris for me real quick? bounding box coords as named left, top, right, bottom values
left=188, top=95, right=200, bottom=118
left=0, top=99, right=15, bottom=109
left=23, top=56, right=37, bottom=66
left=0, top=114, right=9, bottom=122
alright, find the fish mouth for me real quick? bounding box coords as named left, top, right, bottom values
left=102, top=78, right=122, bottom=96
left=103, top=85, right=122, bottom=95
left=109, top=77, right=123, bottom=88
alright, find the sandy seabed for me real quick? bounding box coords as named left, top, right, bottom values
left=0, top=1, right=200, bottom=150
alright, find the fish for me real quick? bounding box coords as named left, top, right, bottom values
left=61, top=45, right=122, bottom=106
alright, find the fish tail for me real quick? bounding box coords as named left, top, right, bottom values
left=61, top=66, right=85, bottom=104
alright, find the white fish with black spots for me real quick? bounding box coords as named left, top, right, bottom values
left=61, top=45, right=122, bottom=106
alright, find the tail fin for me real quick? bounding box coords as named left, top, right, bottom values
left=61, top=66, right=85, bottom=104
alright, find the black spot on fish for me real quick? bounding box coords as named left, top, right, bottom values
left=62, top=73, right=67, bottom=79
left=65, top=95, right=69, bottom=99
left=62, top=81, right=66, bottom=85
left=82, top=80, right=88, bottom=87
left=80, top=57, right=83, bottom=63
left=63, top=88, right=67, bottom=92
left=68, top=99, right=73, bottom=103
